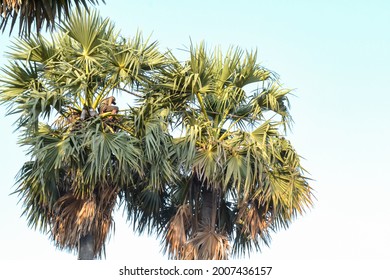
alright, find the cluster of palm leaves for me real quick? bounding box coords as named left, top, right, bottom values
left=0, top=9, right=313, bottom=259
left=0, top=0, right=104, bottom=35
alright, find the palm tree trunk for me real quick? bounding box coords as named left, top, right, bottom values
left=200, top=187, right=216, bottom=229
left=78, top=233, right=95, bottom=260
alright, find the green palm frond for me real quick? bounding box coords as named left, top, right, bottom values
left=0, top=61, right=67, bottom=132
left=60, top=8, right=115, bottom=62
left=14, top=160, right=59, bottom=232
left=0, top=61, right=39, bottom=99
left=83, top=130, right=143, bottom=186
left=250, top=83, right=292, bottom=126
left=7, top=33, right=57, bottom=62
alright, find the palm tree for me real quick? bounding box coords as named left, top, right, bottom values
left=0, top=0, right=104, bottom=36
left=1, top=8, right=313, bottom=260
left=146, top=43, right=314, bottom=259
left=0, top=9, right=170, bottom=259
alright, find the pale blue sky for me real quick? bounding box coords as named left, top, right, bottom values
left=0, top=0, right=389, bottom=260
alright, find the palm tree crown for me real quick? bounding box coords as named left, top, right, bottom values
left=144, top=43, right=314, bottom=259
left=0, top=9, right=170, bottom=259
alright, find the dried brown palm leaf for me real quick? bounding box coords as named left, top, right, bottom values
left=52, top=193, right=96, bottom=248
left=91, top=211, right=113, bottom=256
left=52, top=108, right=81, bottom=128
left=51, top=184, right=118, bottom=257
left=164, top=204, right=191, bottom=259
left=96, top=184, right=118, bottom=210
left=76, top=197, right=96, bottom=228
left=182, top=229, right=230, bottom=260
left=240, top=201, right=272, bottom=239
left=91, top=186, right=118, bottom=255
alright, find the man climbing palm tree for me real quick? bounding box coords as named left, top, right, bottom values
left=99, top=96, right=119, bottom=115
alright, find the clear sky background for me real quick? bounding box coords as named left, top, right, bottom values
left=0, top=0, right=389, bottom=261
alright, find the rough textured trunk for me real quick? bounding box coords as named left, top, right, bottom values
left=200, top=187, right=216, bottom=229
left=78, top=233, right=95, bottom=260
